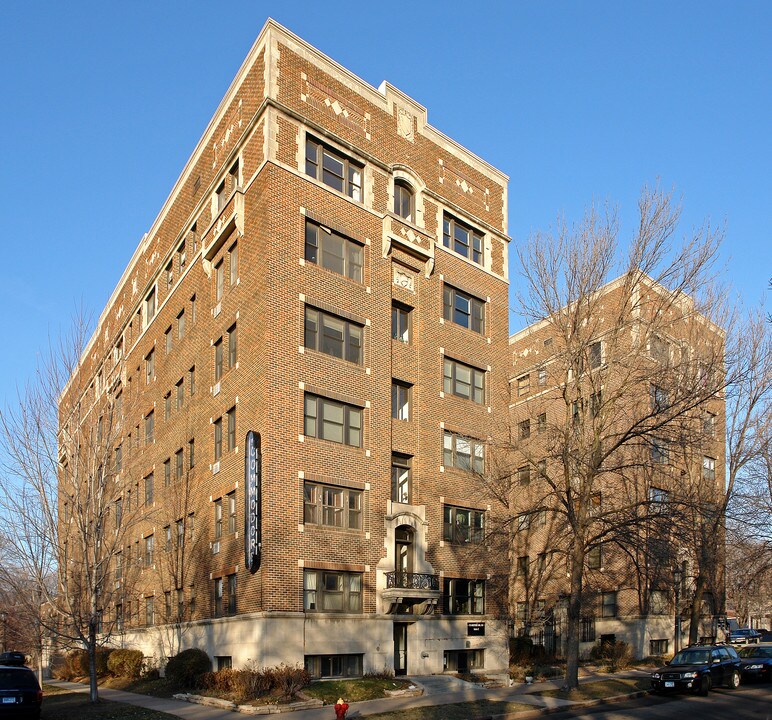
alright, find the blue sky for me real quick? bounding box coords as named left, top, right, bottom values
left=1, top=1, right=769, bottom=406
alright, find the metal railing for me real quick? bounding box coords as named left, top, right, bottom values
left=385, top=572, right=440, bottom=591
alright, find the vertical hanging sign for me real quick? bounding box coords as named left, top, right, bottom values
left=244, top=430, right=261, bottom=572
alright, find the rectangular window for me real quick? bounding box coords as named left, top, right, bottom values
left=144, top=473, right=154, bottom=506
left=305, top=136, right=363, bottom=202
left=229, top=242, right=238, bottom=286
left=391, top=302, right=411, bottom=343
left=303, top=569, right=362, bottom=613
left=651, top=438, right=668, bottom=464
left=189, top=366, right=196, bottom=395
left=304, top=220, right=363, bottom=282
left=516, top=374, right=530, bottom=397
left=589, top=341, right=603, bottom=369
left=443, top=285, right=484, bottom=333
left=227, top=491, right=236, bottom=533
left=145, top=596, right=155, bottom=626
left=165, top=326, right=173, bottom=353
left=517, top=555, right=529, bottom=576
left=391, top=380, right=411, bottom=420
left=164, top=525, right=171, bottom=551
left=587, top=545, right=602, bottom=570
left=581, top=616, right=596, bottom=642
left=538, top=367, right=547, bottom=386
left=165, top=261, right=173, bottom=289
left=650, top=639, right=668, bottom=655
left=442, top=214, right=483, bottom=265
left=537, top=412, right=547, bottom=433
left=444, top=358, right=484, bottom=403
left=176, top=378, right=184, bottom=409
left=145, top=350, right=154, bottom=384
left=519, top=419, right=531, bottom=440
left=443, top=578, right=485, bottom=615
left=214, top=417, right=223, bottom=462
left=214, top=577, right=223, bottom=617
left=214, top=338, right=223, bottom=381
left=177, top=309, right=185, bottom=339
left=517, top=465, right=530, bottom=486
left=305, top=654, right=363, bottom=679
left=190, top=294, right=196, bottom=324
left=114, top=445, right=122, bottom=474
left=177, top=241, right=186, bottom=271
left=703, top=412, right=716, bottom=437
left=144, top=535, right=154, bottom=567
left=651, top=385, right=668, bottom=413
left=228, top=324, right=238, bottom=369
left=144, top=411, right=154, bottom=444
left=145, top=288, right=156, bottom=325
left=215, top=260, right=224, bottom=302
left=164, top=392, right=171, bottom=420
left=702, top=456, right=716, bottom=482
left=391, top=453, right=411, bottom=504
left=227, top=574, right=237, bottom=615
left=304, top=394, right=362, bottom=447
left=601, top=591, right=617, bottom=618
left=443, top=505, right=484, bottom=544
left=214, top=498, right=223, bottom=540
left=443, top=431, right=484, bottom=473
left=304, top=306, right=363, bottom=364
left=304, top=482, right=362, bottom=530
left=649, top=486, right=669, bottom=505
left=188, top=438, right=195, bottom=468
left=175, top=449, right=184, bottom=480
left=227, top=407, right=236, bottom=451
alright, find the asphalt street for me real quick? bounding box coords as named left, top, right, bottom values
left=545, top=684, right=771, bottom=719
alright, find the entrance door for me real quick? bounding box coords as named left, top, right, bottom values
left=393, top=622, right=408, bottom=676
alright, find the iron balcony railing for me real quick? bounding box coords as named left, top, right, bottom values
left=385, top=572, right=440, bottom=591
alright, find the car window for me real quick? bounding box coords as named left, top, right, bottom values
left=0, top=669, right=39, bottom=689
left=673, top=649, right=709, bottom=664
left=711, top=649, right=721, bottom=661
left=726, top=646, right=739, bottom=659
left=718, top=647, right=731, bottom=660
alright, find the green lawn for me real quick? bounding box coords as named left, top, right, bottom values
left=41, top=685, right=176, bottom=720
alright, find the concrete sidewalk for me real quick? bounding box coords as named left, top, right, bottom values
left=48, top=668, right=652, bottom=720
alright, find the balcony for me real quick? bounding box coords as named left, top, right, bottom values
left=382, top=572, right=441, bottom=615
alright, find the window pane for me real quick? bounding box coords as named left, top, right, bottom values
left=348, top=407, right=362, bottom=447
left=321, top=315, right=345, bottom=358
left=322, top=233, right=345, bottom=275
left=321, top=401, right=344, bottom=443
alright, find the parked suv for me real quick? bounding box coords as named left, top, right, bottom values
left=0, top=663, right=42, bottom=719
left=651, top=644, right=741, bottom=695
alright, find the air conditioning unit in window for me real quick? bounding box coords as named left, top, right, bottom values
left=213, top=302, right=222, bottom=318
left=212, top=462, right=220, bottom=475
left=213, top=382, right=220, bottom=397
left=212, top=541, right=220, bottom=555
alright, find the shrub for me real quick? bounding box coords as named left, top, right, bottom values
left=363, top=667, right=395, bottom=680
left=589, top=639, right=633, bottom=671
left=165, top=648, right=211, bottom=688
left=61, top=648, right=112, bottom=679
left=271, top=663, right=310, bottom=699
left=49, top=654, right=68, bottom=680
left=107, top=649, right=144, bottom=679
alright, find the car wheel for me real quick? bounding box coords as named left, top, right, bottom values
left=698, top=676, right=710, bottom=696
left=726, top=670, right=740, bottom=689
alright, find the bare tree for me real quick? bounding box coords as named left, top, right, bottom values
left=501, top=186, right=727, bottom=690
left=0, top=310, right=140, bottom=701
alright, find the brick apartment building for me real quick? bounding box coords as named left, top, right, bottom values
left=506, top=275, right=726, bottom=658
left=58, top=20, right=512, bottom=676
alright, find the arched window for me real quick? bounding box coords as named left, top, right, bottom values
left=394, top=180, right=414, bottom=222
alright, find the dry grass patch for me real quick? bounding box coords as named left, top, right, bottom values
left=534, top=677, right=649, bottom=701
left=41, top=684, right=176, bottom=720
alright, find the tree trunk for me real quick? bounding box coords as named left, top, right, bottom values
left=88, top=623, right=99, bottom=703
left=562, top=544, right=585, bottom=691
left=688, top=574, right=706, bottom=646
